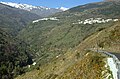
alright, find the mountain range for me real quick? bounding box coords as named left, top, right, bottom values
left=0, top=0, right=120, bottom=79
left=0, top=3, right=41, bottom=36
left=0, top=2, right=66, bottom=36
left=0, top=2, right=68, bottom=17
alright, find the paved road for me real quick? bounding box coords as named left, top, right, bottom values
left=110, top=53, right=120, bottom=61
left=88, top=49, right=120, bottom=79
left=109, top=52, right=120, bottom=79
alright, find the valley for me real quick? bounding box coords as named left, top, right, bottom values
left=0, top=0, right=120, bottom=79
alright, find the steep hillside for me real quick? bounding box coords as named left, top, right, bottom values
left=16, top=16, right=120, bottom=79
left=0, top=3, right=41, bottom=36
left=18, top=1, right=120, bottom=66
left=0, top=28, right=34, bottom=79
left=16, top=50, right=110, bottom=79
left=15, top=1, right=120, bottom=79
left=75, top=21, right=120, bottom=53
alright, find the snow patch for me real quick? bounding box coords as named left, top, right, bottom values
left=57, top=7, right=69, bottom=11
left=0, top=1, right=51, bottom=11
left=60, top=7, right=69, bottom=11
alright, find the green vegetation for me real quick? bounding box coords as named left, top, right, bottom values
left=0, top=3, right=41, bottom=36
left=15, top=50, right=111, bottom=79
left=0, top=28, right=33, bottom=79
left=1, top=0, right=120, bottom=79
left=16, top=21, right=120, bottom=79
left=18, top=0, right=120, bottom=66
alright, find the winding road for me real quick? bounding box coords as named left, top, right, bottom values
left=89, top=48, right=120, bottom=79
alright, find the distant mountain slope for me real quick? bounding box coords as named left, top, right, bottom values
left=55, top=0, right=120, bottom=18
left=0, top=3, right=41, bottom=35
left=0, top=2, right=66, bottom=17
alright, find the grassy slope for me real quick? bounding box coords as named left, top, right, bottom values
left=15, top=50, right=111, bottom=79
left=18, top=1, right=120, bottom=62
left=16, top=1, right=120, bottom=79
left=15, top=20, right=120, bottom=79
left=75, top=21, right=120, bottom=53
left=18, top=20, right=115, bottom=66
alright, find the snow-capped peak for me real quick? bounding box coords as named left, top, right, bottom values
left=0, top=1, right=68, bottom=12
left=0, top=1, right=51, bottom=11
left=57, top=7, right=69, bottom=11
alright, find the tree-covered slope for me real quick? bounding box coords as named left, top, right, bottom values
left=0, top=3, right=41, bottom=36
left=0, top=28, right=34, bottom=79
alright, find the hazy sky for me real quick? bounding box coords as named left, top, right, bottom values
left=0, top=0, right=102, bottom=8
